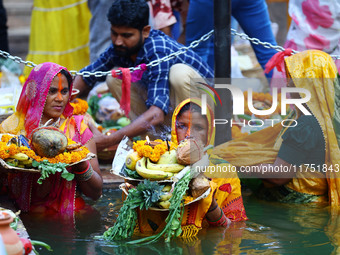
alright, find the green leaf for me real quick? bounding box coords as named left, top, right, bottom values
left=61, top=172, right=75, bottom=181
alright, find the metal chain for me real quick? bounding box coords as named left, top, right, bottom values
left=0, top=30, right=214, bottom=78
left=0, top=50, right=36, bottom=68
left=1, top=28, right=339, bottom=77
left=230, top=28, right=340, bottom=60
left=143, top=30, right=214, bottom=69
left=231, top=28, right=295, bottom=53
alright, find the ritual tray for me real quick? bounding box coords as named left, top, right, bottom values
left=110, top=136, right=210, bottom=183
left=0, top=152, right=96, bottom=174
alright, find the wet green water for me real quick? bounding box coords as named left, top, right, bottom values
left=20, top=188, right=337, bottom=255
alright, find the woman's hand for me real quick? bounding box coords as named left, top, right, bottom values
left=206, top=198, right=231, bottom=228
left=204, top=182, right=231, bottom=227
left=70, top=161, right=88, bottom=173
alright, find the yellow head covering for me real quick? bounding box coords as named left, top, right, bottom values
left=285, top=50, right=340, bottom=206
left=171, top=98, right=215, bottom=146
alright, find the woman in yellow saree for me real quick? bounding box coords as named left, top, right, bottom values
left=135, top=98, right=248, bottom=239
left=24, top=0, right=91, bottom=76
left=214, top=50, right=340, bottom=206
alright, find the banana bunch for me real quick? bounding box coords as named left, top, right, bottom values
left=5, top=153, right=34, bottom=168
left=135, top=156, right=186, bottom=181
left=128, top=148, right=186, bottom=181
left=135, top=157, right=174, bottom=180
left=157, top=184, right=173, bottom=209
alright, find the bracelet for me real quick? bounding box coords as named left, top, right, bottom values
left=206, top=208, right=230, bottom=227
left=73, top=161, right=90, bottom=174
left=207, top=207, right=224, bottom=223
left=75, top=163, right=94, bottom=182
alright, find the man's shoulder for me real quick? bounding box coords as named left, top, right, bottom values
left=145, top=29, right=178, bottom=47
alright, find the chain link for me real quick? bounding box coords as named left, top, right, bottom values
left=230, top=28, right=340, bottom=60
left=230, top=28, right=299, bottom=54
left=0, top=50, right=37, bottom=68
left=1, top=28, right=339, bottom=77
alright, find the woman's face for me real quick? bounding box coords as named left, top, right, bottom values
left=176, top=110, right=208, bottom=145
left=42, top=73, right=70, bottom=123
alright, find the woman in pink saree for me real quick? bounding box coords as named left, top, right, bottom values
left=0, top=62, right=102, bottom=215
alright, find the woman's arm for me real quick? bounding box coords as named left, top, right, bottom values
left=206, top=198, right=231, bottom=227
left=72, top=138, right=103, bottom=200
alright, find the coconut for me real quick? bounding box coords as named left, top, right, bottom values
left=30, top=126, right=68, bottom=158
left=189, top=174, right=210, bottom=198
left=176, top=139, right=204, bottom=165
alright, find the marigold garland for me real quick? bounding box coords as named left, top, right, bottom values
left=70, top=98, right=89, bottom=115
left=133, top=139, right=177, bottom=162
left=0, top=135, right=90, bottom=164
left=183, top=195, right=194, bottom=204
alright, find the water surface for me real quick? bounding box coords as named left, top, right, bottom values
left=20, top=188, right=337, bottom=254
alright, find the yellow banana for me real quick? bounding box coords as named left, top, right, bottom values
left=5, top=158, right=18, bottom=167
left=158, top=200, right=171, bottom=209
left=125, top=151, right=141, bottom=171
left=22, top=158, right=33, bottom=167
left=146, top=158, right=185, bottom=173
left=136, top=157, right=170, bottom=180
left=160, top=192, right=172, bottom=201
left=158, top=150, right=177, bottom=164
left=10, top=153, right=29, bottom=161
left=162, top=184, right=172, bottom=192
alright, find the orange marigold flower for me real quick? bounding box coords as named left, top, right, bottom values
left=70, top=98, right=89, bottom=115
left=132, top=139, right=177, bottom=162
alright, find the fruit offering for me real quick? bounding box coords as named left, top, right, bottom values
left=0, top=134, right=91, bottom=183
left=188, top=174, right=210, bottom=198
left=30, top=126, right=68, bottom=158
left=176, top=139, right=204, bottom=165
left=124, top=139, right=186, bottom=181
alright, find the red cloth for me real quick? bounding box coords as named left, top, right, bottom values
left=111, top=64, right=147, bottom=117
left=119, top=68, right=132, bottom=117
left=264, top=48, right=293, bottom=74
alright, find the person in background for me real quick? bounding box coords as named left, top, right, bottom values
left=214, top=50, right=340, bottom=205
left=185, top=0, right=278, bottom=78
left=23, top=0, right=91, bottom=76
left=0, top=62, right=102, bottom=214
left=270, top=0, right=340, bottom=90
left=88, top=0, right=181, bottom=64
left=87, top=0, right=115, bottom=63
left=147, top=0, right=177, bottom=37
left=73, top=0, right=213, bottom=152
left=285, top=0, right=340, bottom=72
